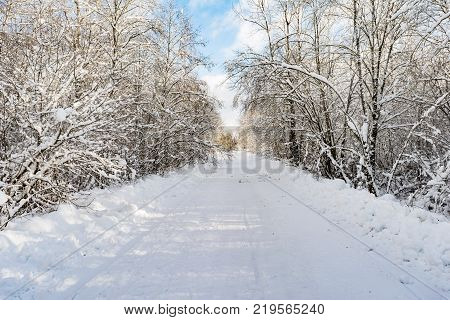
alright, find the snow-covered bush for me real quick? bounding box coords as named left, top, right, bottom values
left=229, top=0, right=449, bottom=214
left=0, top=0, right=220, bottom=229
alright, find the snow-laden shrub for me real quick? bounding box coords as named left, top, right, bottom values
left=229, top=0, right=449, bottom=214
left=0, top=0, right=220, bottom=229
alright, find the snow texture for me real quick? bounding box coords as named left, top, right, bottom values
left=0, top=191, right=8, bottom=206
left=54, top=108, right=69, bottom=123
left=0, top=152, right=448, bottom=299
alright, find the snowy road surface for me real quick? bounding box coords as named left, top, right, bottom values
left=1, top=152, right=448, bottom=299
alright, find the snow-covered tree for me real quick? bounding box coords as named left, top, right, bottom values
left=228, top=0, right=449, bottom=213
left=0, top=0, right=220, bottom=229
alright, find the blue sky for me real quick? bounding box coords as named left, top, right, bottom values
left=177, top=0, right=236, bottom=73
left=176, top=0, right=264, bottom=126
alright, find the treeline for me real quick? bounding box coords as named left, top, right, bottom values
left=0, top=0, right=220, bottom=229
left=228, top=0, right=449, bottom=213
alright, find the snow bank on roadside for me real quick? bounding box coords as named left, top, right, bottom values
left=0, top=173, right=191, bottom=298
left=283, top=169, right=450, bottom=294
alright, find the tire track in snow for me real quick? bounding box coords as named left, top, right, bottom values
left=4, top=176, right=189, bottom=300
left=65, top=180, right=195, bottom=299
left=261, top=175, right=447, bottom=300
left=243, top=207, right=265, bottom=299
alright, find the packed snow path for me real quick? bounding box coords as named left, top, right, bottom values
left=1, top=152, right=448, bottom=299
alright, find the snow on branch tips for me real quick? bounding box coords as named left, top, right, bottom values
left=227, top=0, right=450, bottom=214
left=0, top=0, right=220, bottom=229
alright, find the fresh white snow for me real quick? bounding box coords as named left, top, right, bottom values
left=0, top=191, right=8, bottom=206
left=0, top=152, right=449, bottom=299
left=54, top=108, right=69, bottom=122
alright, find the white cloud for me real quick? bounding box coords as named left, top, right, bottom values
left=201, top=73, right=241, bottom=127
left=188, top=0, right=215, bottom=9
left=219, top=2, right=267, bottom=59
left=189, top=0, right=268, bottom=126
left=228, top=19, right=266, bottom=54
left=207, top=8, right=236, bottom=40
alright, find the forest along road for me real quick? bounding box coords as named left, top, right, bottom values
left=3, top=152, right=444, bottom=299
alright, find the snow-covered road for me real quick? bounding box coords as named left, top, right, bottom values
left=1, top=152, right=448, bottom=299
